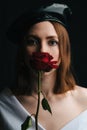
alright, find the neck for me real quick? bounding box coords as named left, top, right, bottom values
left=41, top=69, right=57, bottom=97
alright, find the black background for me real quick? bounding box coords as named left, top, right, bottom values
left=0, top=0, right=87, bottom=90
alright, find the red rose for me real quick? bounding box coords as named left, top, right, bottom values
left=30, top=52, right=58, bottom=72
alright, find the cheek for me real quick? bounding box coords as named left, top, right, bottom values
left=51, top=47, right=60, bottom=61
left=54, top=53, right=60, bottom=63
left=26, top=46, right=36, bottom=55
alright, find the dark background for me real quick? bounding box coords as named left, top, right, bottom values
left=0, top=0, right=87, bottom=90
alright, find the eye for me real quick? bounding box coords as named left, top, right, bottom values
left=25, top=38, right=38, bottom=46
left=48, top=40, right=58, bottom=46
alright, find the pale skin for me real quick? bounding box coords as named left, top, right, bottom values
left=16, top=21, right=87, bottom=130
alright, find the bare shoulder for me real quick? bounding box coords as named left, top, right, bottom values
left=74, top=85, right=87, bottom=108
left=76, top=85, right=87, bottom=95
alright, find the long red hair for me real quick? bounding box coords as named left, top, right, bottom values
left=52, top=22, right=76, bottom=93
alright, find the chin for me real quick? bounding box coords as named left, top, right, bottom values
left=44, top=68, right=57, bottom=75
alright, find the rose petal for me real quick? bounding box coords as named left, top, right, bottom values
left=30, top=52, right=58, bottom=71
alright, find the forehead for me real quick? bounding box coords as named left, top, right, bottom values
left=28, top=21, right=58, bottom=37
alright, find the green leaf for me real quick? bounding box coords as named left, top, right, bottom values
left=21, top=116, right=32, bottom=130
left=41, top=98, right=52, bottom=114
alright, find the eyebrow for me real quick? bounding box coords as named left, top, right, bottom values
left=46, top=36, right=59, bottom=40
left=26, top=34, right=59, bottom=40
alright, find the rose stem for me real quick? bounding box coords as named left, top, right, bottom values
left=35, top=71, right=41, bottom=130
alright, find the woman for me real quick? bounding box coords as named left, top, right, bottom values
left=0, top=3, right=87, bottom=130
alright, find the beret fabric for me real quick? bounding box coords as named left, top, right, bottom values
left=6, top=3, right=72, bottom=43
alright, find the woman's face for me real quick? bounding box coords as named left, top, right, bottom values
left=25, top=21, right=60, bottom=65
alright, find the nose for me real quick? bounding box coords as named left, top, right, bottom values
left=39, top=41, right=49, bottom=53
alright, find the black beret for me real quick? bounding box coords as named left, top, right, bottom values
left=6, top=3, right=72, bottom=44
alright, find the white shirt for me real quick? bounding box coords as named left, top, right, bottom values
left=0, top=88, right=87, bottom=130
